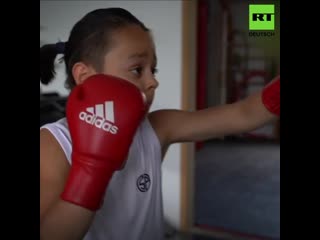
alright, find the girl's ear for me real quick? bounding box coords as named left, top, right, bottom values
left=72, top=62, right=97, bottom=85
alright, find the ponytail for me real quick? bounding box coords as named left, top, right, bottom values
left=40, top=42, right=65, bottom=85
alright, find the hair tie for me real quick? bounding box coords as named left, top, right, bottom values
left=55, top=41, right=65, bottom=54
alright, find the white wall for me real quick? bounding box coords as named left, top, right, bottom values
left=40, top=0, right=184, bottom=230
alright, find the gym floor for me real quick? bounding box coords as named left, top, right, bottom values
left=194, top=139, right=280, bottom=240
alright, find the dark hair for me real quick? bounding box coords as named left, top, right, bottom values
left=40, top=8, right=149, bottom=90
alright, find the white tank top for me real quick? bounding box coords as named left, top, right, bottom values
left=41, top=117, right=164, bottom=240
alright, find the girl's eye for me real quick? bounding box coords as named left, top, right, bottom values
left=152, top=68, right=158, bottom=75
left=131, top=67, right=143, bottom=76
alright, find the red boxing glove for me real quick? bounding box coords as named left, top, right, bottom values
left=61, top=74, right=147, bottom=211
left=262, top=75, right=280, bottom=116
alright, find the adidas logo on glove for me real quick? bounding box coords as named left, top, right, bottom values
left=79, top=101, right=118, bottom=134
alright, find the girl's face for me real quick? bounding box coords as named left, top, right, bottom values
left=101, top=25, right=159, bottom=109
